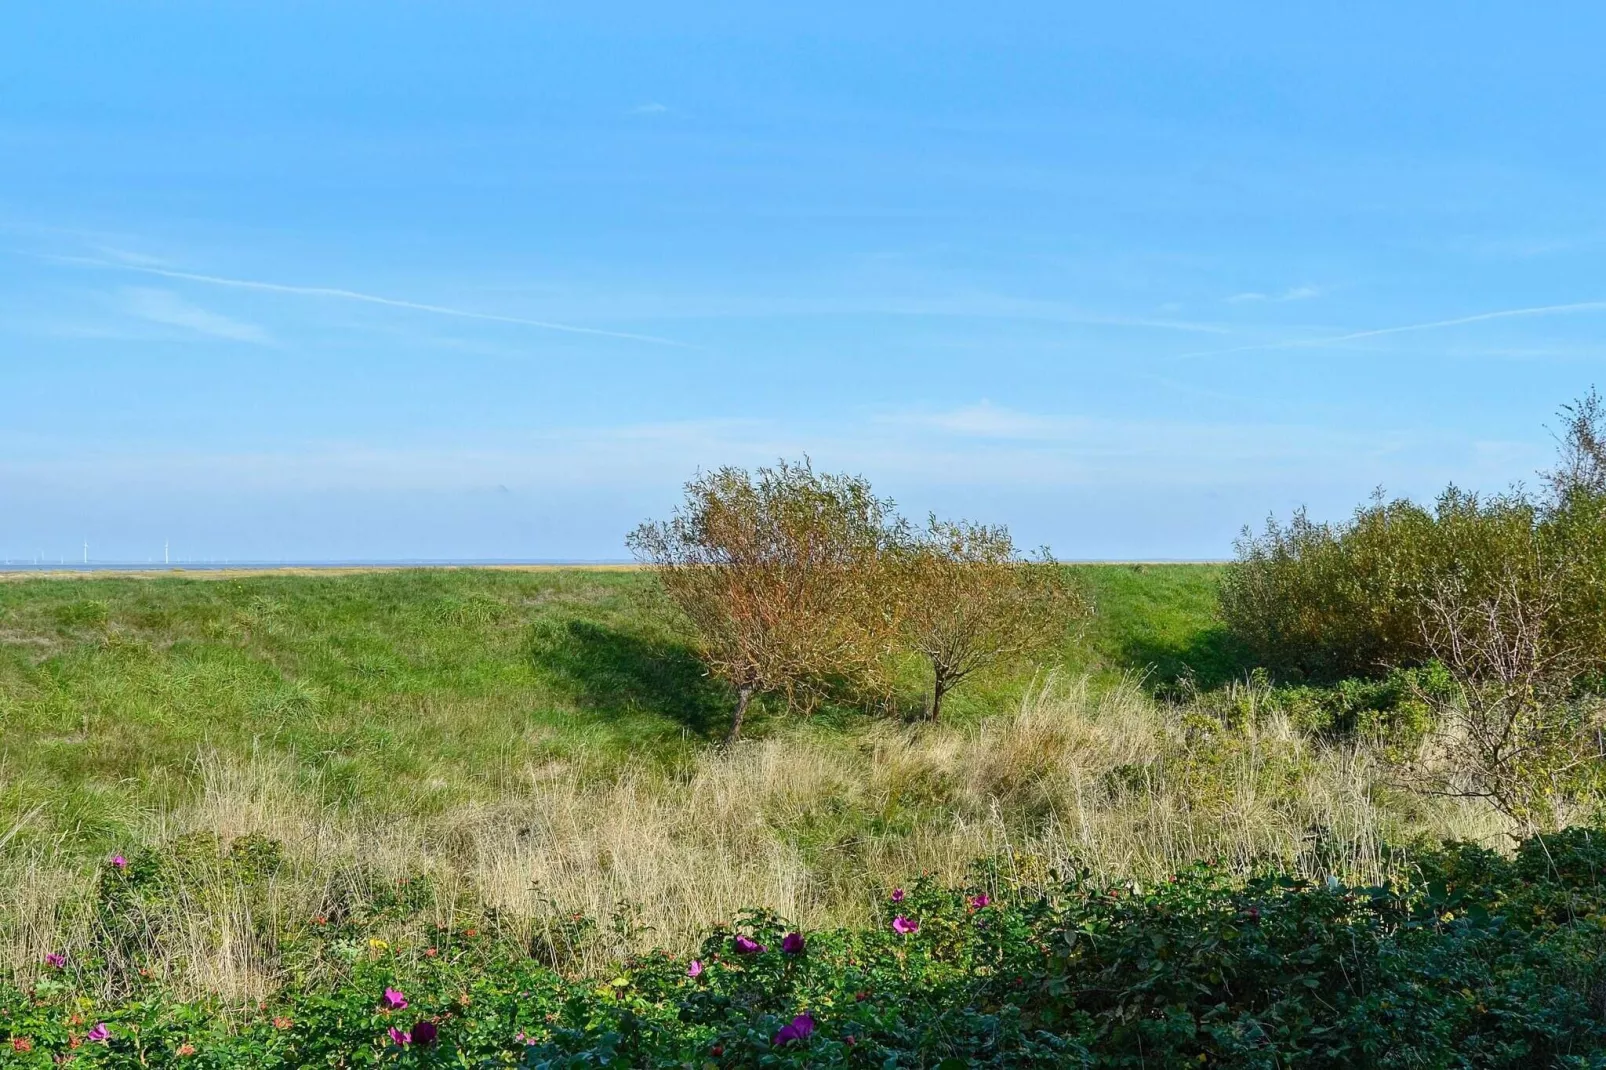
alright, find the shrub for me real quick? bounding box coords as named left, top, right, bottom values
left=627, top=460, right=902, bottom=741
left=630, top=463, right=1101, bottom=734
left=5, top=830, right=1606, bottom=1068
left=1221, top=486, right=1606, bottom=686
left=1407, top=498, right=1606, bottom=830
left=1267, top=663, right=1450, bottom=753
left=1222, top=395, right=1606, bottom=689
left=1545, top=386, right=1606, bottom=503
left=1220, top=492, right=1440, bottom=682
left=888, top=517, right=1090, bottom=721
left=1219, top=396, right=1606, bottom=826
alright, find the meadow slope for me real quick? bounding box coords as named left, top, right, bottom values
left=0, top=564, right=1227, bottom=849
left=0, top=565, right=1506, bottom=1002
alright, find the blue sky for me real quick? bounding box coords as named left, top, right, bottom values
left=4, top=3, right=1606, bottom=562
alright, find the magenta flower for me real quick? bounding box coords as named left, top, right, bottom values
left=382, top=987, right=409, bottom=1010
left=892, top=915, right=919, bottom=935
left=971, top=893, right=991, bottom=909
left=110, top=856, right=128, bottom=870
left=732, top=934, right=766, bottom=954
left=411, top=1020, right=438, bottom=1046
left=44, top=953, right=66, bottom=969
left=773, top=1013, right=816, bottom=1046
left=86, top=1023, right=111, bottom=1043
left=890, top=888, right=905, bottom=903
left=686, top=959, right=704, bottom=978
left=780, top=931, right=805, bottom=956
left=388, top=1026, right=410, bottom=1045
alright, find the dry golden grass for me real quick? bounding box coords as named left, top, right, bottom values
left=0, top=676, right=1506, bottom=1000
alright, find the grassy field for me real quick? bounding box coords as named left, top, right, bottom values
left=0, top=564, right=1228, bottom=850
left=1074, top=563, right=1245, bottom=688
left=0, top=565, right=1499, bottom=1005
left=1, top=567, right=699, bottom=835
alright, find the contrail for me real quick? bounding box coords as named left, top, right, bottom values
left=1172, top=299, right=1606, bottom=362
left=53, top=256, right=692, bottom=348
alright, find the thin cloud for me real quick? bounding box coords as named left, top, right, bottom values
left=53, top=256, right=693, bottom=348
left=1175, top=298, right=1606, bottom=362
left=890, top=402, right=1062, bottom=440
left=95, top=245, right=171, bottom=268
left=631, top=102, right=670, bottom=115
left=847, top=294, right=1238, bottom=335
left=121, top=287, right=269, bottom=343
left=1227, top=285, right=1322, bottom=304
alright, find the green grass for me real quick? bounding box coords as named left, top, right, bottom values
left=0, top=565, right=1229, bottom=854
left=1074, top=563, right=1251, bottom=690
left=2, top=561, right=1555, bottom=1052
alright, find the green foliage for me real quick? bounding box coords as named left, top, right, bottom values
left=1221, top=487, right=1606, bottom=685
left=1219, top=493, right=1442, bottom=682
left=1263, top=663, right=1454, bottom=752
left=5, top=830, right=1606, bottom=1067
left=889, top=518, right=1091, bottom=721
left=627, top=460, right=905, bottom=740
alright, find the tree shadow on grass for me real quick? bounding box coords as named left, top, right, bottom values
left=1111, top=622, right=1259, bottom=695
left=527, top=619, right=729, bottom=738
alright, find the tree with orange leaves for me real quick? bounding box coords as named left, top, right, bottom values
left=891, top=517, right=1089, bottom=722
left=628, top=459, right=900, bottom=742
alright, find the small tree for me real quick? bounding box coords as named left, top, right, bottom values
left=892, top=517, right=1089, bottom=722
left=1544, top=387, right=1606, bottom=503
left=1410, top=518, right=1606, bottom=831
left=627, top=459, right=898, bottom=743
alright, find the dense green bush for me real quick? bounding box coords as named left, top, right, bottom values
left=1220, top=487, right=1606, bottom=685
left=1183, top=664, right=1452, bottom=755
left=6, top=830, right=1606, bottom=1068
left=1220, top=494, right=1436, bottom=681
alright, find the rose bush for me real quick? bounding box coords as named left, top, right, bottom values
left=3, top=830, right=1605, bottom=1068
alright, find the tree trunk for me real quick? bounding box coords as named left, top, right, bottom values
left=726, top=685, right=754, bottom=744
left=930, top=678, right=948, bottom=722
